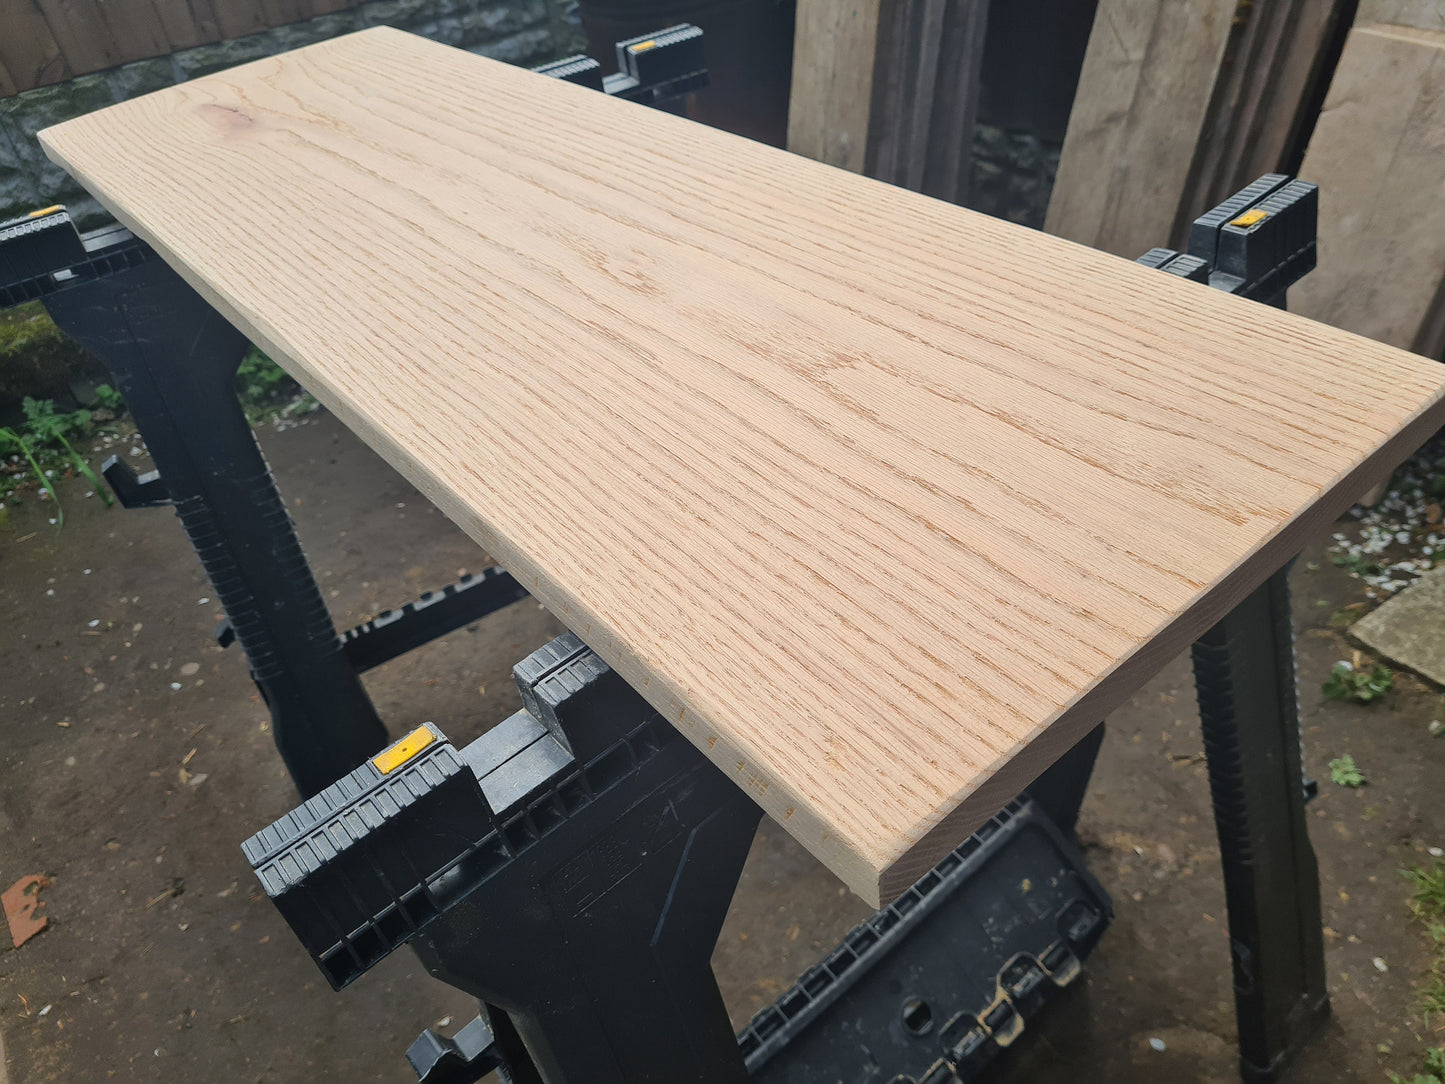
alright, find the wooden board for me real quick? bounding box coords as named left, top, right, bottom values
left=1045, top=0, right=1235, bottom=256
left=1291, top=23, right=1445, bottom=356
left=0, top=0, right=71, bottom=92
left=787, top=0, right=883, bottom=173
left=0, top=0, right=347, bottom=95
left=38, top=27, right=1445, bottom=904
left=788, top=0, right=987, bottom=204
left=1359, top=0, right=1445, bottom=30
left=1175, top=0, right=1353, bottom=237
left=1047, top=0, right=1351, bottom=257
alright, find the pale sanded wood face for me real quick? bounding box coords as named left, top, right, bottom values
left=39, top=27, right=1445, bottom=904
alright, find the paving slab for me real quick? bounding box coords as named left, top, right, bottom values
left=1352, top=566, right=1445, bottom=683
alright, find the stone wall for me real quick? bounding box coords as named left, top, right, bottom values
left=968, top=125, right=1062, bottom=232
left=0, top=0, right=585, bottom=228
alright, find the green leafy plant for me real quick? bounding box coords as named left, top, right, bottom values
left=0, top=425, right=63, bottom=526
left=1323, top=661, right=1392, bottom=703
left=94, top=383, right=124, bottom=411
left=1328, top=754, right=1365, bottom=788
left=22, top=397, right=112, bottom=507
left=1389, top=864, right=1445, bottom=1082
left=1331, top=552, right=1382, bottom=577
left=236, top=348, right=300, bottom=419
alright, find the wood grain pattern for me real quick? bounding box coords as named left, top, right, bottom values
left=1292, top=24, right=1445, bottom=353
left=0, top=0, right=353, bottom=94
left=33, top=0, right=122, bottom=76
left=149, top=0, right=223, bottom=51
left=1050, top=0, right=1356, bottom=257
left=1046, top=0, right=1236, bottom=256
left=39, top=28, right=1445, bottom=904
left=787, top=0, right=882, bottom=172
left=1175, top=0, right=1353, bottom=238
left=0, top=0, right=71, bottom=91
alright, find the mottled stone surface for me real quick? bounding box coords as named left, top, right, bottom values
left=1352, top=567, right=1445, bottom=684
left=968, top=124, right=1063, bottom=231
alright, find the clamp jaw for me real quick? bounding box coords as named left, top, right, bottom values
left=1138, top=173, right=1318, bottom=305
left=534, top=24, right=706, bottom=107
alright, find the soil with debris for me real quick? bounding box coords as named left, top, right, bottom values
left=2, top=411, right=1442, bottom=1082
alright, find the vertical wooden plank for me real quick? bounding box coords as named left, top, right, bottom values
left=210, top=0, right=272, bottom=40
left=0, top=0, right=72, bottom=91
left=1292, top=24, right=1445, bottom=351
left=96, top=0, right=172, bottom=63
left=35, top=0, right=122, bottom=74
left=1415, top=275, right=1445, bottom=361
left=1175, top=0, right=1352, bottom=241
left=863, top=0, right=915, bottom=182
left=149, top=0, right=224, bottom=50
left=787, top=0, right=883, bottom=172
left=1045, top=0, right=1236, bottom=257
left=921, top=0, right=987, bottom=204
left=1359, top=0, right=1445, bottom=29
left=899, top=0, right=947, bottom=190
left=258, top=0, right=314, bottom=31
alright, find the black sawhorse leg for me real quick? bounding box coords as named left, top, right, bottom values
left=40, top=256, right=388, bottom=795
left=1193, top=567, right=1330, bottom=1080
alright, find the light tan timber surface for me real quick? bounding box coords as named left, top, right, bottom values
left=38, top=27, right=1445, bottom=905
left=1292, top=23, right=1445, bottom=356
left=787, top=0, right=882, bottom=172
left=1045, top=0, right=1235, bottom=256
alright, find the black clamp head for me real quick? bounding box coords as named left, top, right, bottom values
left=0, top=205, right=86, bottom=287
left=241, top=722, right=498, bottom=989
left=1181, top=173, right=1319, bottom=304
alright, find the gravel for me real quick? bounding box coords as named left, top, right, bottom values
left=1329, top=435, right=1445, bottom=599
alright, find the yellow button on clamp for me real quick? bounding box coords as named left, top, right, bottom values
left=372, top=724, right=436, bottom=774
left=1229, top=208, right=1268, bottom=228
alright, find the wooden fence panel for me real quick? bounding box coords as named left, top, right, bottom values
left=0, top=0, right=72, bottom=90
left=1, top=0, right=367, bottom=95
left=149, top=0, right=223, bottom=49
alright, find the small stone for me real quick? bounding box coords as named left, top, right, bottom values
left=197, top=597, right=210, bottom=605
left=88, top=619, right=100, bottom=627
left=1372, top=957, right=1388, bottom=973
left=1149, top=1037, right=1166, bottom=1052
left=169, top=682, right=183, bottom=691
left=178, top=662, right=200, bottom=676
left=1428, top=846, right=1443, bottom=857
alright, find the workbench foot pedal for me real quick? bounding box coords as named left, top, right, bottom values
left=406, top=1012, right=501, bottom=1084
left=100, top=455, right=171, bottom=508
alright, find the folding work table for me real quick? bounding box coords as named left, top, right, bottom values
left=24, top=25, right=1445, bottom=1083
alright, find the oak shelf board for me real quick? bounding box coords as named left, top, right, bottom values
left=40, top=27, right=1445, bottom=905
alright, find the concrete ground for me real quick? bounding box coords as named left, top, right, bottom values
left=1, top=410, right=1442, bottom=1082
